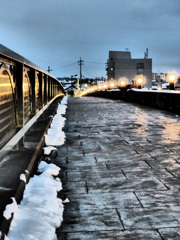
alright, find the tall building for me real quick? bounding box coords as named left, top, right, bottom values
left=106, top=50, right=152, bottom=88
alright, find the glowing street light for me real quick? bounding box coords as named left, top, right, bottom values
left=118, top=77, right=128, bottom=89
left=103, top=84, right=108, bottom=89
left=120, top=80, right=126, bottom=87
left=108, top=80, right=115, bottom=89
left=135, top=75, right=145, bottom=89
left=167, top=73, right=177, bottom=90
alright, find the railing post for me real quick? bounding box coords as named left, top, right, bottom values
left=44, top=75, right=47, bottom=104
left=48, top=76, right=51, bottom=101
left=16, top=63, right=24, bottom=128
left=30, top=69, right=36, bottom=116
left=39, top=72, right=43, bottom=108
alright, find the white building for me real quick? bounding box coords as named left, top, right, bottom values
left=106, top=51, right=152, bottom=88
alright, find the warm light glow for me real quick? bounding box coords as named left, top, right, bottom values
left=157, top=86, right=162, bottom=90
left=168, top=74, right=176, bottom=83
left=120, top=80, right=126, bottom=87
left=110, top=83, right=114, bottom=87
left=135, top=75, right=146, bottom=86
left=137, top=78, right=143, bottom=84
left=118, top=77, right=128, bottom=87
left=103, top=84, right=107, bottom=88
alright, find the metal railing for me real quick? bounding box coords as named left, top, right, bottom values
left=0, top=44, right=65, bottom=153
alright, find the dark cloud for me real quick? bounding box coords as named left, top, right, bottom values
left=0, top=0, right=180, bottom=77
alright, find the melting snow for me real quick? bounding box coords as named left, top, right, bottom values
left=63, top=198, right=70, bottom=203
left=4, top=96, right=68, bottom=240
left=19, top=174, right=26, bottom=183
left=45, top=98, right=67, bottom=147
left=61, top=96, right=68, bottom=105
left=6, top=162, right=63, bottom=240
left=56, top=105, right=67, bottom=115
left=3, top=198, right=18, bottom=220
left=43, top=146, right=57, bottom=155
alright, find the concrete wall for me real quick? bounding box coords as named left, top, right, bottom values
left=87, top=90, right=180, bottom=115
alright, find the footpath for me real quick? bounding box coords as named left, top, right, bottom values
left=56, top=97, right=180, bottom=240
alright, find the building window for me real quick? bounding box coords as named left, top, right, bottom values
left=137, top=63, right=144, bottom=69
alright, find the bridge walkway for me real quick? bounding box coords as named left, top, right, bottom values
left=56, top=97, right=180, bottom=240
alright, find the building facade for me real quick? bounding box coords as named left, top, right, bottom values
left=107, top=51, right=152, bottom=88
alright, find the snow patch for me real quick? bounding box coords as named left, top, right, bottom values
left=37, top=161, right=60, bottom=177
left=5, top=97, right=68, bottom=240
left=63, top=198, right=70, bottom=203
left=20, top=174, right=26, bottom=183
left=44, top=101, right=67, bottom=147
left=61, top=96, right=68, bottom=105
left=132, top=88, right=180, bottom=94
left=43, top=146, right=57, bottom=155
left=6, top=162, right=63, bottom=240
left=45, top=131, right=65, bottom=146
left=3, top=198, right=18, bottom=220
left=56, top=105, right=67, bottom=115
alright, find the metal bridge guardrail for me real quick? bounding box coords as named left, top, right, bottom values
left=0, top=44, right=65, bottom=159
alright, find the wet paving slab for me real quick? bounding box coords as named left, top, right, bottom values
left=56, top=97, right=180, bottom=240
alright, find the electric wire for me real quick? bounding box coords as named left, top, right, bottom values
left=52, top=62, right=77, bottom=71
left=84, top=61, right=105, bottom=65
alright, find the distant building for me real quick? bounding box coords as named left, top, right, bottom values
left=106, top=51, right=152, bottom=88
left=152, top=73, right=167, bottom=82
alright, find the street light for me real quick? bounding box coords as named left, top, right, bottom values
left=135, top=75, right=145, bottom=89
left=118, top=77, right=128, bottom=89
left=120, top=80, right=126, bottom=87
left=108, top=80, right=115, bottom=89
left=167, top=73, right=177, bottom=90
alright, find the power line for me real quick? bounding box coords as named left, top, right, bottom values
left=52, top=62, right=77, bottom=71
left=84, top=61, right=105, bottom=65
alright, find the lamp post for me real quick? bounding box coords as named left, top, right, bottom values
left=137, top=78, right=143, bottom=89
left=120, top=80, right=126, bottom=88
left=168, top=74, right=176, bottom=90
left=135, top=75, right=145, bottom=89
left=118, top=77, right=128, bottom=89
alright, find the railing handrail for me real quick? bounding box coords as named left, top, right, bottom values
left=0, top=43, right=62, bottom=86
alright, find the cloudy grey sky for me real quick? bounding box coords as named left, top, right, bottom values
left=0, top=0, right=180, bottom=78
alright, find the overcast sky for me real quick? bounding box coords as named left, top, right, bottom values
left=0, top=0, right=180, bottom=78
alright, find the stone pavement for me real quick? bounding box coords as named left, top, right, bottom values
left=56, top=97, right=180, bottom=240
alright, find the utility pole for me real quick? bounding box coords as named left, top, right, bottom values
left=47, top=66, right=53, bottom=73
left=78, top=58, right=84, bottom=89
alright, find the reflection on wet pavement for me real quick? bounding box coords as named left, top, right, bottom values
left=57, top=97, right=180, bottom=240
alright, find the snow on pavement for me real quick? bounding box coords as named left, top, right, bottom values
left=5, top=162, right=63, bottom=240
left=44, top=97, right=67, bottom=147
left=3, top=96, right=68, bottom=240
